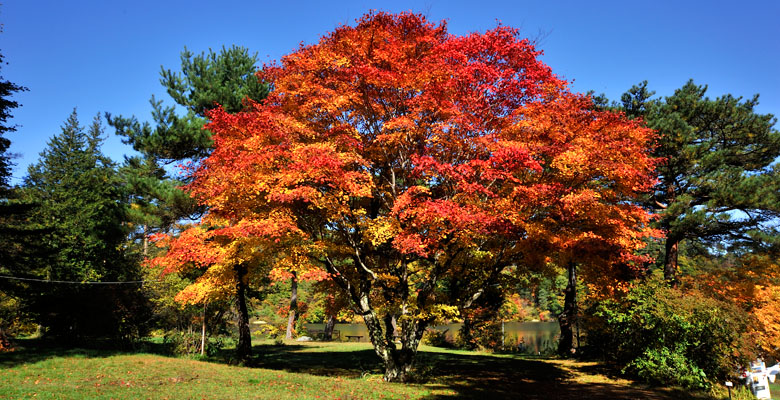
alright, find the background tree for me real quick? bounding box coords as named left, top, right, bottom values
left=0, top=49, right=40, bottom=350
left=119, top=155, right=195, bottom=255
left=0, top=51, right=27, bottom=190
left=681, top=249, right=780, bottom=359
left=620, top=80, right=780, bottom=285
left=22, top=110, right=149, bottom=341
left=580, top=81, right=780, bottom=384
left=107, top=46, right=271, bottom=354
left=171, top=12, right=656, bottom=381
left=108, top=45, right=270, bottom=247
left=149, top=214, right=316, bottom=361
left=108, top=45, right=269, bottom=163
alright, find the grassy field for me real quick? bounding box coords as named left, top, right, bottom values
left=0, top=339, right=725, bottom=399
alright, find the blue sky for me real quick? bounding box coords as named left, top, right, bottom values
left=3, top=0, right=778, bottom=182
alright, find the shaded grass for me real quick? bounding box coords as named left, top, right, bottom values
left=246, top=341, right=713, bottom=399
left=0, top=341, right=429, bottom=399
left=0, top=339, right=718, bottom=399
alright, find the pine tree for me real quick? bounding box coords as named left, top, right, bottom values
left=23, top=110, right=149, bottom=340
left=119, top=155, right=197, bottom=254
left=108, top=45, right=269, bottom=162
left=106, top=45, right=269, bottom=358
left=0, top=49, right=38, bottom=349
left=620, top=80, right=780, bottom=285
left=0, top=51, right=28, bottom=191
left=108, top=45, right=268, bottom=256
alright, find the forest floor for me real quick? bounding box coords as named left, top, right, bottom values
left=0, top=338, right=744, bottom=399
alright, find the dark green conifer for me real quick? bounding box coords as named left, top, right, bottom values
left=620, top=80, right=780, bottom=285
left=23, top=111, right=149, bottom=340
left=108, top=45, right=269, bottom=162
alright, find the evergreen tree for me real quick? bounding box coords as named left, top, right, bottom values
left=620, top=80, right=780, bottom=285
left=108, top=45, right=268, bottom=252
left=108, top=45, right=269, bottom=163
left=0, top=51, right=28, bottom=191
left=23, top=110, right=149, bottom=340
left=106, top=46, right=270, bottom=358
left=0, top=49, right=40, bottom=349
left=119, top=155, right=196, bottom=254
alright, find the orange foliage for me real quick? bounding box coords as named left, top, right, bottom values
left=685, top=253, right=780, bottom=357
left=152, top=13, right=657, bottom=362
left=753, top=284, right=780, bottom=356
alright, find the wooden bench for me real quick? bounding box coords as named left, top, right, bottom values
left=345, top=335, right=363, bottom=342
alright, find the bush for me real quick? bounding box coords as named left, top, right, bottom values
left=582, top=277, right=750, bottom=389
left=456, top=320, right=504, bottom=352
left=627, top=346, right=708, bottom=389
left=163, top=330, right=233, bottom=357
left=422, top=329, right=452, bottom=348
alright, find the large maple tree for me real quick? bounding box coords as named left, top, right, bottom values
left=155, top=12, right=657, bottom=381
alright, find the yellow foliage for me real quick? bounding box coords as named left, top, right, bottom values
left=363, top=217, right=399, bottom=247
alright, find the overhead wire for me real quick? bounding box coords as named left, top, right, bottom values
left=0, top=275, right=161, bottom=285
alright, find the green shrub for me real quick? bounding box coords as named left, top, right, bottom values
left=456, top=320, right=504, bottom=352
left=627, top=346, right=708, bottom=389
left=422, top=329, right=452, bottom=348
left=583, top=277, right=750, bottom=389
left=163, top=330, right=233, bottom=357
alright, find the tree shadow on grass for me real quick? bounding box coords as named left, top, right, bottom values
left=0, top=337, right=170, bottom=368
left=239, top=343, right=705, bottom=400
left=244, top=343, right=383, bottom=377
left=417, top=352, right=710, bottom=399
left=2, top=339, right=709, bottom=399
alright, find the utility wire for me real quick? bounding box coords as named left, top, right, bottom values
left=0, top=275, right=161, bottom=285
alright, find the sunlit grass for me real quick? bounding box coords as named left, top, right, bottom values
left=0, top=339, right=717, bottom=399
left=0, top=351, right=433, bottom=399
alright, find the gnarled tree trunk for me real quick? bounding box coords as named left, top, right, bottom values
left=356, top=294, right=427, bottom=382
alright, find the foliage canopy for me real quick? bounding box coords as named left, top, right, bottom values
left=154, top=12, right=657, bottom=381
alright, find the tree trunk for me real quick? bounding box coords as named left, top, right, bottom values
left=558, top=262, right=577, bottom=356
left=460, top=317, right=476, bottom=350
left=355, top=294, right=425, bottom=382
left=664, top=238, right=680, bottom=288
left=285, top=271, right=298, bottom=340
left=532, top=284, right=540, bottom=308
left=200, top=303, right=207, bottom=356
left=234, top=264, right=252, bottom=362
left=324, top=314, right=335, bottom=341
left=142, top=224, right=149, bottom=257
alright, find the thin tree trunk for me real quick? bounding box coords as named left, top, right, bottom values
left=200, top=302, right=207, bottom=356
left=142, top=224, right=149, bottom=257
left=324, top=314, right=335, bottom=341
left=533, top=284, right=540, bottom=308
left=234, top=264, right=251, bottom=362
left=285, top=271, right=298, bottom=340
left=558, top=262, right=577, bottom=356
left=664, top=238, right=680, bottom=288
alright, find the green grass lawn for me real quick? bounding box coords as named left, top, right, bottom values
left=0, top=339, right=717, bottom=399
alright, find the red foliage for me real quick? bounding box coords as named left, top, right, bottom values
left=151, top=13, right=657, bottom=371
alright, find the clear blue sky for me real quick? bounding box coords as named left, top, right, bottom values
left=3, top=0, right=778, bottom=182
